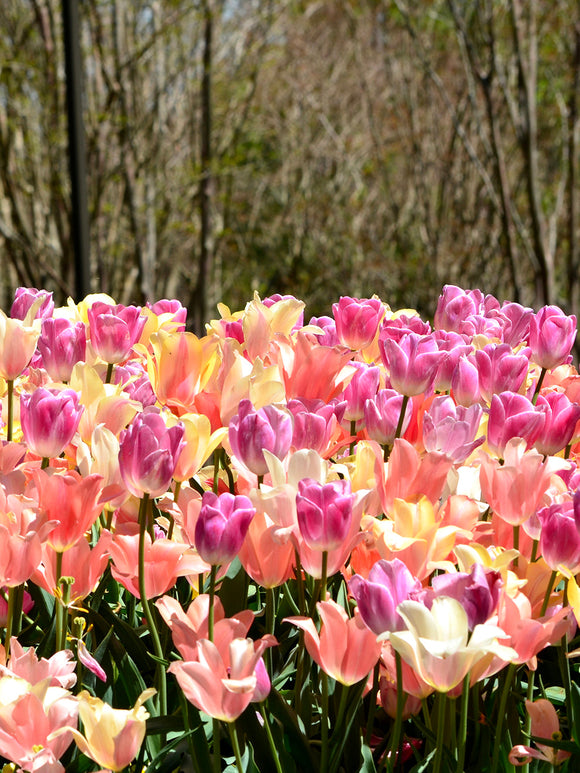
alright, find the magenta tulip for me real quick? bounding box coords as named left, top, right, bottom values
left=119, top=409, right=185, bottom=498
left=426, top=564, right=502, bottom=630
left=38, top=318, right=87, bottom=382
left=379, top=332, right=446, bottom=397
left=475, top=343, right=531, bottom=404
left=539, top=501, right=580, bottom=573
left=288, top=398, right=340, bottom=455
left=195, top=491, right=255, bottom=565
left=333, top=296, right=384, bottom=350
left=529, top=306, right=577, bottom=370
left=20, top=387, right=83, bottom=458
left=228, top=399, right=293, bottom=476
left=534, top=392, right=580, bottom=456
left=487, top=392, right=547, bottom=457
left=422, top=395, right=484, bottom=463
left=342, top=362, right=380, bottom=422
left=364, top=388, right=412, bottom=445
left=10, top=287, right=54, bottom=321
left=296, top=478, right=354, bottom=551
left=87, top=301, right=146, bottom=364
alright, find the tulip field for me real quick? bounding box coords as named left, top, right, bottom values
left=1, top=286, right=580, bottom=772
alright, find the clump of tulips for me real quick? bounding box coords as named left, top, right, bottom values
left=0, top=286, right=580, bottom=771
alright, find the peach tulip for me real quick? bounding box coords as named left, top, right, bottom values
left=285, top=600, right=381, bottom=685
left=238, top=509, right=296, bottom=588
left=0, top=639, right=76, bottom=689
left=509, top=699, right=571, bottom=767
left=70, top=688, right=155, bottom=771
left=0, top=309, right=40, bottom=381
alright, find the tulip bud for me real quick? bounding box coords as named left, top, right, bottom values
left=195, top=491, right=255, bottom=565
left=20, top=387, right=83, bottom=458
left=228, top=399, right=293, bottom=476
left=87, top=301, right=146, bottom=364
left=38, top=318, right=87, bottom=383
left=332, top=296, right=384, bottom=350
left=296, top=478, right=354, bottom=551
left=364, top=389, right=412, bottom=445
left=529, top=306, right=577, bottom=370
left=487, top=392, right=547, bottom=457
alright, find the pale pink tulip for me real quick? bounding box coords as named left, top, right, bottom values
left=333, top=296, right=384, bottom=350
left=0, top=640, right=76, bottom=689
left=509, top=699, right=571, bottom=767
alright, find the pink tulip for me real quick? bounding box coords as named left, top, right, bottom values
left=1, top=639, right=76, bottom=689
left=0, top=587, right=33, bottom=627
left=285, top=600, right=381, bottom=685
left=451, top=354, right=481, bottom=407
left=381, top=313, right=431, bottom=341
left=434, top=285, right=498, bottom=332
left=308, top=315, right=339, bottom=347
left=487, top=392, right=547, bottom=457
left=118, top=409, right=185, bottom=498
left=87, top=301, right=146, bottom=364
left=349, top=558, right=421, bottom=635
left=0, top=310, right=40, bottom=381
left=422, top=395, right=484, bottom=463
left=296, top=478, right=353, bottom=551
left=509, top=699, right=571, bottom=767
left=168, top=633, right=277, bottom=722
left=364, top=388, right=412, bottom=445
left=342, top=362, right=381, bottom=422
left=10, top=287, right=54, bottom=320
left=195, top=491, right=255, bottom=566
left=332, top=296, right=384, bottom=349
left=20, top=387, right=83, bottom=459
left=288, top=398, right=341, bottom=455
left=147, top=298, right=187, bottom=331
left=533, top=391, right=580, bottom=456
left=37, top=318, right=87, bottom=383
left=431, top=330, right=472, bottom=392
left=539, top=500, right=580, bottom=573
left=475, top=343, right=531, bottom=404
left=228, top=399, right=293, bottom=476
left=422, top=564, right=502, bottom=629
left=34, top=469, right=104, bottom=552
left=491, top=301, right=533, bottom=348
left=114, top=360, right=157, bottom=408
left=528, top=305, right=577, bottom=370
left=238, top=509, right=296, bottom=587
left=378, top=332, right=446, bottom=397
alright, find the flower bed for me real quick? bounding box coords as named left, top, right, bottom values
left=0, top=285, right=579, bottom=772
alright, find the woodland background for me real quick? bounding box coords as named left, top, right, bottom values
left=0, top=0, right=579, bottom=333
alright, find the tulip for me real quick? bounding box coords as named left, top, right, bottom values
left=113, top=359, right=157, bottom=407
left=451, top=354, right=481, bottom=407
left=342, top=361, right=381, bottom=422
left=308, top=315, right=339, bottom=346
left=168, top=633, right=277, bottom=722
left=195, top=491, right=255, bottom=566
left=475, top=343, right=531, bottom=404
left=238, top=509, right=296, bottom=587
left=538, top=501, right=580, bottom=573
left=533, top=391, right=580, bottom=456
left=528, top=305, right=577, bottom=370
left=170, top=412, right=228, bottom=483
left=433, top=285, right=484, bottom=332
left=87, top=301, right=146, bottom=364
left=70, top=689, right=155, bottom=771
left=425, top=564, right=502, bottom=629
left=229, top=399, right=293, bottom=476
left=349, top=558, right=421, bottom=635
left=332, top=296, right=384, bottom=350
left=381, top=312, right=431, bottom=341
left=37, top=318, right=87, bottom=383
left=147, top=298, right=187, bottom=331
left=509, top=699, right=571, bottom=767
left=0, top=309, right=40, bottom=381
left=296, top=477, right=353, bottom=551
left=487, top=391, right=547, bottom=457
left=20, top=387, right=83, bottom=459
left=387, top=596, right=517, bottom=692
left=378, top=332, right=446, bottom=396
left=431, top=330, right=472, bottom=392
left=422, top=395, right=484, bottom=463
left=288, top=398, right=340, bottom=455
left=1, top=639, right=76, bottom=689
left=492, top=301, right=533, bottom=348
left=10, top=287, right=54, bottom=320
left=364, top=388, right=412, bottom=445
left=118, top=408, right=185, bottom=498
left=284, top=600, right=381, bottom=685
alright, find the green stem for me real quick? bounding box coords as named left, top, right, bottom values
left=213, top=449, right=220, bottom=494
left=432, top=692, right=447, bottom=773
left=350, top=419, right=357, bottom=456
left=365, top=662, right=381, bottom=746
left=6, top=380, right=13, bottom=442
left=388, top=651, right=405, bottom=772
left=522, top=670, right=536, bottom=773
left=212, top=718, right=221, bottom=773
left=229, top=722, right=244, bottom=773
left=320, top=551, right=328, bottom=605
left=559, top=580, right=573, bottom=732
left=105, top=362, right=114, bottom=384
left=320, top=671, right=330, bottom=773
left=456, top=673, right=470, bottom=773
left=41, top=457, right=50, bottom=469
left=530, top=539, right=539, bottom=563
left=513, top=525, right=520, bottom=568
left=491, top=663, right=517, bottom=773
left=55, top=551, right=65, bottom=652
left=138, top=494, right=167, bottom=718
left=265, top=586, right=275, bottom=677
left=532, top=367, right=547, bottom=404
left=260, top=702, right=284, bottom=773
left=394, top=394, right=410, bottom=440
left=540, top=570, right=558, bottom=617
left=208, top=565, right=218, bottom=643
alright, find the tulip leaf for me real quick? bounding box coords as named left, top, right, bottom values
left=571, top=680, right=580, bottom=746
left=357, top=744, right=377, bottom=772
left=267, top=688, right=317, bottom=773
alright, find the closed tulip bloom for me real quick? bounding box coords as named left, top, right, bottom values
left=431, top=330, right=472, bottom=392
left=87, top=301, right=146, bottom=364
left=422, top=395, right=484, bottom=463
left=195, top=491, right=255, bottom=566
left=451, top=355, right=481, bottom=407
left=296, top=477, right=354, bottom=551
left=529, top=305, right=577, bottom=370
left=288, top=398, right=340, bottom=455
left=539, top=501, right=580, bottom=573
left=487, top=392, right=547, bottom=457
left=533, top=391, right=580, bottom=456
left=229, top=399, right=293, bottom=476
left=364, top=388, right=412, bottom=445
left=475, top=343, right=531, bottom=404
left=38, top=318, right=87, bottom=382
left=492, top=301, right=533, bottom=348
left=332, top=296, right=385, bottom=350
left=10, top=287, right=54, bottom=320
left=285, top=600, right=381, bottom=685
left=70, top=689, right=155, bottom=771
left=349, top=558, right=421, bottom=635
left=379, top=332, right=446, bottom=397
left=433, top=285, right=483, bottom=332
left=20, top=387, right=83, bottom=459
left=119, top=409, right=185, bottom=498
left=342, top=362, right=381, bottom=422
left=148, top=298, right=187, bottom=331
left=0, top=309, right=40, bottom=381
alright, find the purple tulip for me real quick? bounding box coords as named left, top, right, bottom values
left=529, top=306, right=577, bottom=370
left=20, top=387, right=83, bottom=459
left=10, top=287, right=54, bottom=321
left=119, top=408, right=185, bottom=498
left=87, top=302, right=147, bottom=364
left=422, top=395, right=484, bottom=463
left=228, top=399, right=293, bottom=476
left=342, top=362, right=381, bottom=422
left=427, top=564, right=502, bottom=629
left=296, top=478, right=354, bottom=551
left=539, top=501, right=580, bottom=573
left=288, top=398, right=338, bottom=455
left=349, top=559, right=421, bottom=634
left=37, top=318, right=87, bottom=383
left=195, top=491, right=255, bottom=565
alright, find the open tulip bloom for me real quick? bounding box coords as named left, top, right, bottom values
left=1, top=285, right=580, bottom=773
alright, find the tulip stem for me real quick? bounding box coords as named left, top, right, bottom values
left=491, top=663, right=517, bottom=773
left=213, top=450, right=220, bottom=494
left=41, top=457, right=50, bottom=469
left=208, top=565, right=218, bottom=643
left=55, top=551, right=66, bottom=652
left=260, top=702, right=284, bottom=773
left=138, top=494, right=167, bottom=718
left=559, top=580, right=573, bottom=731
left=320, top=551, right=328, bottom=605
left=532, top=367, right=547, bottom=404
left=265, top=586, right=275, bottom=677
left=212, top=718, right=221, bottom=773
left=394, top=395, right=410, bottom=440
left=388, top=650, right=405, bottom=772
left=540, top=570, right=558, bottom=617
left=105, top=362, right=114, bottom=384
left=432, top=692, right=447, bottom=773
left=456, top=673, right=470, bottom=773
left=365, top=661, right=381, bottom=746
left=6, top=380, right=13, bottom=442
left=512, top=525, right=520, bottom=568
left=320, top=671, right=330, bottom=773
left=350, top=420, right=356, bottom=456
left=229, top=722, right=244, bottom=773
